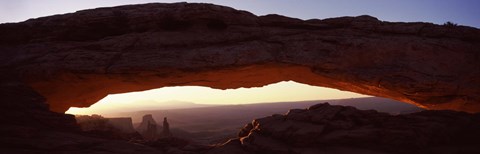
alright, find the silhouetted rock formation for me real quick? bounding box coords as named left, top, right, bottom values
left=106, top=117, right=136, bottom=133
left=210, top=103, right=480, bottom=154
left=137, top=114, right=157, bottom=132
left=137, top=114, right=159, bottom=141
left=0, top=73, right=160, bottom=153
left=76, top=114, right=111, bottom=131
left=161, top=117, right=172, bottom=138
left=75, top=115, right=142, bottom=141
left=0, top=3, right=478, bottom=113
left=145, top=121, right=158, bottom=141
left=0, top=71, right=78, bottom=132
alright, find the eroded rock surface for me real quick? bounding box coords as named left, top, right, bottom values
left=106, top=117, right=136, bottom=133
left=0, top=3, right=479, bottom=112
left=210, top=103, right=480, bottom=154
left=0, top=72, right=160, bottom=153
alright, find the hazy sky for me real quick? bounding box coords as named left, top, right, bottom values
left=66, top=81, right=367, bottom=115
left=2, top=1, right=477, bottom=114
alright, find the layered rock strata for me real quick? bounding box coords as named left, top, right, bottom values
left=0, top=3, right=478, bottom=113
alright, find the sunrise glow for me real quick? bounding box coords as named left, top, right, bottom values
left=66, top=81, right=368, bottom=115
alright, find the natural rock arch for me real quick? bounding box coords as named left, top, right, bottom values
left=1, top=3, right=479, bottom=113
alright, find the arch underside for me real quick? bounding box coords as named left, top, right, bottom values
left=30, top=63, right=415, bottom=112
left=29, top=60, right=478, bottom=113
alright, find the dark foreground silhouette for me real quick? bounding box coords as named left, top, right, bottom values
left=213, top=103, right=480, bottom=154
left=4, top=102, right=480, bottom=153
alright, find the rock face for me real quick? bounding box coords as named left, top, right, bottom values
left=161, top=117, right=172, bottom=138
left=209, top=103, right=480, bottom=154
left=0, top=71, right=78, bottom=133
left=106, top=117, right=136, bottom=133
left=0, top=3, right=479, bottom=113
left=0, top=72, right=161, bottom=153
left=137, top=114, right=160, bottom=140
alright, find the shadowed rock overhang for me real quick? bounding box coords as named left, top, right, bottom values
left=0, top=3, right=479, bottom=113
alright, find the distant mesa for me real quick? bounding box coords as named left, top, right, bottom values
left=106, top=117, right=136, bottom=133
left=136, top=114, right=158, bottom=134
left=136, top=114, right=173, bottom=140
left=74, top=114, right=137, bottom=132
left=76, top=114, right=174, bottom=141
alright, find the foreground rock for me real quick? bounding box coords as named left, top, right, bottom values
left=210, top=103, right=480, bottom=154
left=0, top=74, right=154, bottom=153
left=0, top=130, right=162, bottom=154
left=0, top=3, right=479, bottom=113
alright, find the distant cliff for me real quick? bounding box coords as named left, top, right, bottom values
left=106, top=117, right=136, bottom=133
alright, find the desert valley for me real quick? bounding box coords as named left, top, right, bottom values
left=74, top=97, right=422, bottom=145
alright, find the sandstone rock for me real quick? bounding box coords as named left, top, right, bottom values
left=137, top=114, right=158, bottom=133
left=224, top=103, right=480, bottom=154
left=0, top=71, right=78, bottom=132
left=0, top=131, right=163, bottom=154
left=0, top=3, right=478, bottom=113
left=106, top=117, right=136, bottom=133
left=137, top=114, right=160, bottom=140
left=161, top=117, right=173, bottom=138
left=207, top=139, right=249, bottom=154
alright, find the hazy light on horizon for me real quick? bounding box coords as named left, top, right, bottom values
left=66, top=81, right=369, bottom=115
